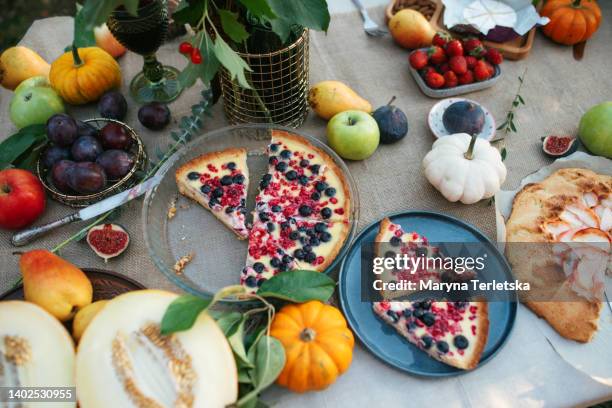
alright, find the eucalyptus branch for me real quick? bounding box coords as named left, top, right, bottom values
left=493, top=68, right=528, bottom=162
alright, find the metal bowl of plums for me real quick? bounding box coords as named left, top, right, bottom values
left=37, top=115, right=147, bottom=208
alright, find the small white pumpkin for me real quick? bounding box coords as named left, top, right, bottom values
left=422, top=133, right=507, bottom=204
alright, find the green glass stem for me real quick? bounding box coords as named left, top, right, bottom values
left=143, top=54, right=165, bottom=84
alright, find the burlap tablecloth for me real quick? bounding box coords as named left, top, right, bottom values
left=1, top=3, right=611, bottom=406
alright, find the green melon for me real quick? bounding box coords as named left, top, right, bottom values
left=578, top=102, right=612, bottom=158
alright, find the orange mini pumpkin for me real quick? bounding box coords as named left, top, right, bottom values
left=270, top=301, right=354, bottom=393
left=541, top=0, right=602, bottom=45
left=50, top=46, right=121, bottom=105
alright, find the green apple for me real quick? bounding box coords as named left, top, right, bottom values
left=14, top=75, right=50, bottom=96
left=579, top=101, right=612, bottom=158
left=10, top=86, right=65, bottom=129
left=327, top=110, right=380, bottom=160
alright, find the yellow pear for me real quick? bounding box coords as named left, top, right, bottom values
left=73, top=300, right=108, bottom=342
left=0, top=46, right=51, bottom=91
left=308, top=81, right=372, bottom=120
left=20, top=249, right=93, bottom=322
left=389, top=9, right=435, bottom=49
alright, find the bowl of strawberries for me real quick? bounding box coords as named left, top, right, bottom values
left=408, top=33, right=504, bottom=98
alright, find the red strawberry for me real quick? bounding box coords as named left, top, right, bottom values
left=484, top=60, right=495, bottom=76
left=474, top=60, right=492, bottom=81
left=463, top=37, right=483, bottom=54
left=445, top=39, right=464, bottom=57
left=444, top=71, right=458, bottom=88
left=449, top=55, right=467, bottom=75
left=465, top=55, right=478, bottom=69
left=419, top=66, right=436, bottom=79
left=438, top=63, right=451, bottom=74
left=485, top=48, right=504, bottom=65
left=409, top=50, right=429, bottom=70
left=425, top=71, right=445, bottom=89
left=432, top=32, right=451, bottom=47
left=428, top=46, right=447, bottom=65
left=458, top=70, right=474, bottom=85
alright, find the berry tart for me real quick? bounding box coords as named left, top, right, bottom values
left=175, top=148, right=250, bottom=239
left=373, top=300, right=489, bottom=370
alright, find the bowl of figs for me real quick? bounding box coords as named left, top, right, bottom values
left=37, top=114, right=147, bottom=208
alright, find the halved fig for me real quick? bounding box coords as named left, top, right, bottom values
left=76, top=290, right=238, bottom=408
left=0, top=301, right=76, bottom=406
left=541, top=135, right=578, bottom=158
left=86, top=224, right=129, bottom=262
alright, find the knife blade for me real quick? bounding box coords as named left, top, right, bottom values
left=79, top=174, right=162, bottom=220
left=11, top=174, right=163, bottom=246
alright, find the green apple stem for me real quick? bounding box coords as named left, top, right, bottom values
left=464, top=134, right=477, bottom=160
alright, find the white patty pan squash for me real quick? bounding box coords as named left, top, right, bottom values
left=422, top=133, right=507, bottom=204
left=76, top=290, right=238, bottom=408
left=0, top=301, right=76, bottom=408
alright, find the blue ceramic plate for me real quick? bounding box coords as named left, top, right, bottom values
left=339, top=210, right=517, bottom=377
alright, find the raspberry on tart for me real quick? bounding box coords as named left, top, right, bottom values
left=372, top=300, right=489, bottom=370
left=175, top=148, right=249, bottom=239
left=255, top=130, right=350, bottom=222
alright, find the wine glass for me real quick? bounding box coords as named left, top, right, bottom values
left=107, top=0, right=182, bottom=103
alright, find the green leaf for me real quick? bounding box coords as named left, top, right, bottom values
left=80, top=0, right=139, bottom=30
left=74, top=3, right=96, bottom=47
left=161, top=285, right=245, bottom=334
left=496, top=121, right=508, bottom=131
left=267, top=0, right=330, bottom=39
left=518, top=95, right=525, bottom=105
left=510, top=121, right=517, bottom=132
left=501, top=147, right=507, bottom=161
left=219, top=10, right=250, bottom=43
left=0, top=124, right=47, bottom=169
left=172, top=0, right=204, bottom=26
left=178, top=63, right=200, bottom=89
left=13, top=141, right=46, bottom=171
left=269, top=19, right=294, bottom=43
left=228, top=317, right=254, bottom=368
left=214, top=311, right=243, bottom=336
left=161, top=295, right=212, bottom=335
left=213, top=36, right=252, bottom=89
left=239, top=336, right=285, bottom=406
left=257, top=270, right=335, bottom=302
left=512, top=100, right=519, bottom=107
left=197, top=32, right=221, bottom=84
left=238, top=0, right=276, bottom=20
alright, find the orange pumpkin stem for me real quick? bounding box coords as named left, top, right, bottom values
left=71, top=45, right=83, bottom=67
left=572, top=0, right=582, bottom=7
left=299, top=328, right=316, bottom=342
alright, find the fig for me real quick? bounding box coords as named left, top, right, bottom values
left=138, top=102, right=171, bottom=130
left=86, top=223, right=129, bottom=262
left=372, top=96, right=409, bottom=144
left=99, top=122, right=133, bottom=150
left=98, top=91, right=128, bottom=121
left=541, top=135, right=579, bottom=158
left=442, top=101, right=485, bottom=136
left=51, top=159, right=75, bottom=193
left=71, top=135, right=104, bottom=162
left=42, top=145, right=70, bottom=168
left=67, top=162, right=107, bottom=194
left=46, top=113, right=78, bottom=147
left=77, top=120, right=99, bottom=139
left=96, top=150, right=134, bottom=179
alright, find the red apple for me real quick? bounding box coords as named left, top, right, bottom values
left=0, top=169, right=46, bottom=229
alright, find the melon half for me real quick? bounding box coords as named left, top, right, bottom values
left=0, top=301, right=76, bottom=408
left=76, top=290, right=238, bottom=408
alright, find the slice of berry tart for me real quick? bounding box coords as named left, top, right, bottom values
left=255, top=130, right=350, bottom=222
left=375, top=218, right=475, bottom=299
left=373, top=300, right=489, bottom=370
left=175, top=148, right=250, bottom=239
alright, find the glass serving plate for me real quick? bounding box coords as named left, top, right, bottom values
left=142, top=124, right=359, bottom=299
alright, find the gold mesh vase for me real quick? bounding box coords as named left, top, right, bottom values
left=220, top=29, right=309, bottom=128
